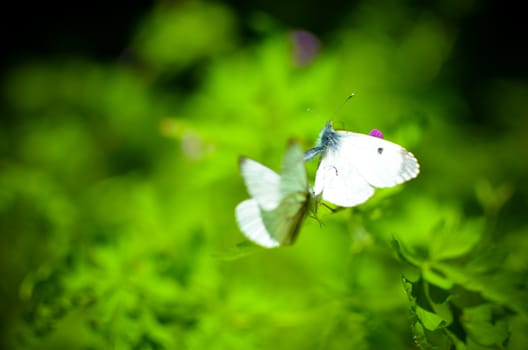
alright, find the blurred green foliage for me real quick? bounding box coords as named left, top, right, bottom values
left=1, top=1, right=527, bottom=349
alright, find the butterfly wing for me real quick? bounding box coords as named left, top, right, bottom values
left=280, top=140, right=309, bottom=197
left=235, top=199, right=280, bottom=248
left=337, top=131, right=419, bottom=188
left=239, top=157, right=281, bottom=211
left=313, top=146, right=375, bottom=207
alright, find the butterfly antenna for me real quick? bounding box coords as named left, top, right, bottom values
left=330, top=93, right=355, bottom=120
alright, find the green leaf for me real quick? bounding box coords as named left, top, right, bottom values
left=429, top=218, right=484, bottom=261
left=416, top=307, right=447, bottom=331
left=391, top=238, right=425, bottom=267
left=422, top=263, right=454, bottom=290
left=475, top=181, right=513, bottom=216
left=433, top=263, right=528, bottom=316
left=463, top=304, right=510, bottom=348
left=402, top=276, right=452, bottom=331
left=425, top=284, right=453, bottom=326
left=412, top=321, right=457, bottom=350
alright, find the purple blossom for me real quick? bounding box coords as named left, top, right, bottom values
left=290, top=30, right=320, bottom=67
left=369, top=129, right=384, bottom=139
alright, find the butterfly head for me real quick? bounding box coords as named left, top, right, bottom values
left=304, top=121, right=341, bottom=161
left=318, top=121, right=340, bottom=149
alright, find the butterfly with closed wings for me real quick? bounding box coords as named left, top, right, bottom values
left=235, top=141, right=315, bottom=248
left=304, top=122, right=419, bottom=207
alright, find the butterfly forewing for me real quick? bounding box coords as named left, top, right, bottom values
left=280, top=141, right=309, bottom=196
left=239, top=157, right=281, bottom=211
left=337, top=132, right=419, bottom=188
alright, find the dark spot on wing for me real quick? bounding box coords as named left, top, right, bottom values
left=377, top=147, right=383, bottom=154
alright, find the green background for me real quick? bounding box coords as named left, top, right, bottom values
left=1, top=1, right=527, bottom=349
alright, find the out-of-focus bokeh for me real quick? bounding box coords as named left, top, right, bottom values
left=1, top=1, right=527, bottom=349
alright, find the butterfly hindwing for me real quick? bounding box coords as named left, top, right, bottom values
left=239, top=157, right=281, bottom=211
left=313, top=146, right=375, bottom=207
left=235, top=199, right=280, bottom=248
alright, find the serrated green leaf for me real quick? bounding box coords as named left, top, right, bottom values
left=403, top=276, right=453, bottom=331
left=412, top=321, right=458, bottom=350
left=424, top=285, right=453, bottom=326
left=416, top=307, right=446, bottom=331
left=401, top=275, right=433, bottom=312
left=411, top=321, right=429, bottom=348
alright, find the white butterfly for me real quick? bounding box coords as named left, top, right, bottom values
left=235, top=141, right=314, bottom=248
left=305, top=122, right=419, bottom=207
